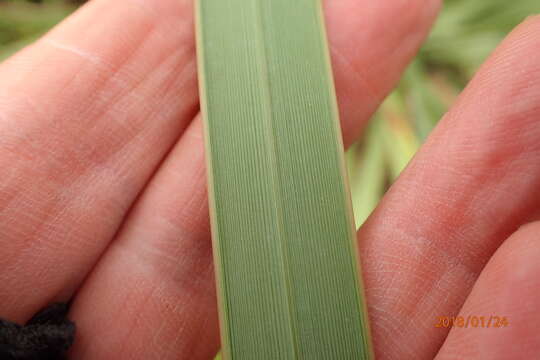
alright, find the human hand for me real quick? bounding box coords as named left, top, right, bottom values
left=0, top=1, right=538, bottom=359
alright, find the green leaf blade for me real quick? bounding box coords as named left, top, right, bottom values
left=196, top=1, right=373, bottom=359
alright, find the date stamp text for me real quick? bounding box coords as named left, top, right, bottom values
left=435, top=316, right=509, bottom=329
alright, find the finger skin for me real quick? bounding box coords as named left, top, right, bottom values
left=358, top=16, right=540, bottom=359
left=325, top=0, right=441, bottom=147
left=67, top=1, right=441, bottom=358
left=0, top=0, right=199, bottom=321
left=70, top=118, right=220, bottom=359
left=436, top=221, right=540, bottom=360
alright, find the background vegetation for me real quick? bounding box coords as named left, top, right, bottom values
left=346, top=0, right=540, bottom=226
left=0, top=0, right=539, bottom=224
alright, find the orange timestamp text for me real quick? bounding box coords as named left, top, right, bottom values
left=435, top=315, right=509, bottom=329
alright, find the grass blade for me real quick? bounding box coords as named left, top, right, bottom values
left=378, top=95, right=420, bottom=181
left=196, top=0, right=373, bottom=359
left=346, top=120, right=386, bottom=227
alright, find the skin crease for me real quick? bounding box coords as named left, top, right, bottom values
left=0, top=1, right=538, bottom=360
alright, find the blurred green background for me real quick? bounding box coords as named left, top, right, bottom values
left=0, top=0, right=538, bottom=225
left=0, top=0, right=80, bottom=61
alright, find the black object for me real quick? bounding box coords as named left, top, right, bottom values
left=0, top=303, right=75, bottom=360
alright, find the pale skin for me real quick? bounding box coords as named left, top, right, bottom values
left=0, top=0, right=539, bottom=359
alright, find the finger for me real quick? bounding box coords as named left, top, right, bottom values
left=357, top=16, right=540, bottom=359
left=68, top=1, right=441, bottom=358
left=436, top=222, right=540, bottom=360
left=0, top=0, right=198, bottom=321
left=324, top=0, right=441, bottom=147
left=71, top=117, right=220, bottom=359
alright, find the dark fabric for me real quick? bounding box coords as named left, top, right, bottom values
left=0, top=303, right=75, bottom=360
